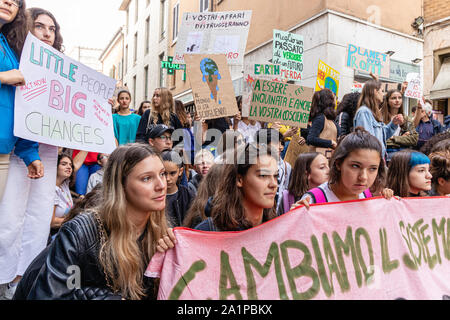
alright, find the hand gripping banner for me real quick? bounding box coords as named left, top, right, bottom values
left=147, top=197, right=450, bottom=300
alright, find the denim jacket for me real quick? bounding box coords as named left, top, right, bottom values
left=353, top=106, right=398, bottom=158
left=0, top=33, right=39, bottom=166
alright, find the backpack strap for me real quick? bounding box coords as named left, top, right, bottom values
left=363, top=189, right=372, bottom=198
left=306, top=186, right=328, bottom=204
left=282, top=190, right=295, bottom=213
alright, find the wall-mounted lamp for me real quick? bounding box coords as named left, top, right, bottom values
left=411, top=16, right=424, bottom=29
left=412, top=58, right=422, bottom=64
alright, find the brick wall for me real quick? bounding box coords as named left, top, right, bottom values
left=424, top=0, right=450, bottom=23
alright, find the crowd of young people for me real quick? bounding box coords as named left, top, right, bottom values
left=0, top=0, right=448, bottom=301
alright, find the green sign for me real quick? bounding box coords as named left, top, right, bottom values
left=161, top=56, right=186, bottom=80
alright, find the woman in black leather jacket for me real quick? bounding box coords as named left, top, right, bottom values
left=15, top=144, right=176, bottom=300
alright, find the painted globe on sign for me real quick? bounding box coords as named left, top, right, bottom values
left=324, top=77, right=337, bottom=95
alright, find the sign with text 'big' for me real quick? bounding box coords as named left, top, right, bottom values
left=14, top=33, right=117, bottom=154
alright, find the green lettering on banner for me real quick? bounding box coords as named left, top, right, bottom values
left=219, top=251, right=243, bottom=300
left=333, top=228, right=361, bottom=289
left=168, top=260, right=207, bottom=300
left=311, top=235, right=333, bottom=297
left=280, top=240, right=320, bottom=300
left=323, top=233, right=350, bottom=293
left=242, top=243, right=289, bottom=300
left=399, top=221, right=418, bottom=270
left=355, top=228, right=374, bottom=286
left=254, top=79, right=261, bottom=91
left=432, top=218, right=450, bottom=264
left=379, top=228, right=399, bottom=274
left=417, top=222, right=438, bottom=269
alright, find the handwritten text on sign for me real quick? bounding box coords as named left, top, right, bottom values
left=249, top=79, right=313, bottom=128
left=147, top=197, right=450, bottom=300
left=346, top=44, right=390, bottom=79
left=272, top=30, right=304, bottom=81
left=173, top=11, right=252, bottom=65
left=14, top=33, right=117, bottom=153
left=404, top=74, right=423, bottom=100
left=315, top=59, right=340, bottom=97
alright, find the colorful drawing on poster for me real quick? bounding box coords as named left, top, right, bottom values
left=185, top=54, right=238, bottom=120
left=315, top=59, right=340, bottom=97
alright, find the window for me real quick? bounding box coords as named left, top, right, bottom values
left=124, top=45, right=128, bottom=74
left=144, top=65, right=149, bottom=100
left=133, top=75, right=137, bottom=106
left=172, top=3, right=179, bottom=42
left=145, top=16, right=150, bottom=54
left=135, top=0, right=139, bottom=24
left=160, top=0, right=166, bottom=39
left=134, top=32, right=138, bottom=65
left=147, top=0, right=150, bottom=7
left=159, top=53, right=165, bottom=87
left=200, top=0, right=209, bottom=12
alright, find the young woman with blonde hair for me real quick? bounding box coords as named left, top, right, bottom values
left=24, top=144, right=176, bottom=300
left=136, top=88, right=183, bottom=143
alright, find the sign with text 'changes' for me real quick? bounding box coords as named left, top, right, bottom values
left=148, top=197, right=450, bottom=300
left=14, top=33, right=117, bottom=154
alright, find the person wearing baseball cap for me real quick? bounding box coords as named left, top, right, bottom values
left=146, top=124, right=175, bottom=153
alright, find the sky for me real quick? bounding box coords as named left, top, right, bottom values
left=27, top=0, right=125, bottom=53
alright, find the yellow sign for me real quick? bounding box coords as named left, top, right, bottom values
left=315, top=59, right=340, bottom=97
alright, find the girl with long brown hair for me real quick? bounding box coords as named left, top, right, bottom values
left=194, top=143, right=279, bottom=231
left=353, top=80, right=404, bottom=159
left=136, top=88, right=183, bottom=142
left=25, top=144, right=176, bottom=300
left=381, top=89, right=418, bottom=161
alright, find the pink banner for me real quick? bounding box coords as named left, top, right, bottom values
left=147, top=197, right=450, bottom=300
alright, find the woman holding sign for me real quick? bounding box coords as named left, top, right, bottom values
left=0, top=1, right=50, bottom=299
left=353, top=80, right=403, bottom=160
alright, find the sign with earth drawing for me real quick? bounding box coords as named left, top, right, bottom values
left=185, top=54, right=239, bottom=120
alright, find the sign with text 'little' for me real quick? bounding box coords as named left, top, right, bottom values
left=14, top=33, right=117, bottom=154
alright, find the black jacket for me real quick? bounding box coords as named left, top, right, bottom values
left=335, top=111, right=352, bottom=136
left=14, top=212, right=156, bottom=300
left=166, top=185, right=196, bottom=227
left=135, top=110, right=183, bottom=143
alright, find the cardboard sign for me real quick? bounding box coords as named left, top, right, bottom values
left=185, top=54, right=239, bottom=120
left=14, top=33, right=117, bottom=154
left=173, top=11, right=252, bottom=65
left=147, top=197, right=450, bottom=300
left=404, top=74, right=423, bottom=100
left=315, top=59, right=340, bottom=97
left=242, top=63, right=283, bottom=117
left=272, top=30, right=304, bottom=81
left=248, top=79, right=313, bottom=128
left=283, top=134, right=309, bottom=168
left=347, top=44, right=390, bottom=79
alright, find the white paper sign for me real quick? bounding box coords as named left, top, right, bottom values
left=14, top=33, right=117, bottom=154
left=173, top=10, right=252, bottom=65
left=404, top=73, right=423, bottom=100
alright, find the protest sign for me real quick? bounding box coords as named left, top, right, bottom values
left=347, top=44, right=390, bottom=79
left=173, top=11, right=252, bottom=65
left=185, top=54, right=239, bottom=120
left=147, top=197, right=450, bottom=300
left=283, top=134, right=309, bottom=168
left=404, top=73, right=423, bottom=100
left=351, top=81, right=363, bottom=93
left=315, top=59, right=340, bottom=97
left=272, top=30, right=304, bottom=81
left=14, top=33, right=117, bottom=154
left=248, top=79, right=313, bottom=128
left=242, top=63, right=282, bottom=117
